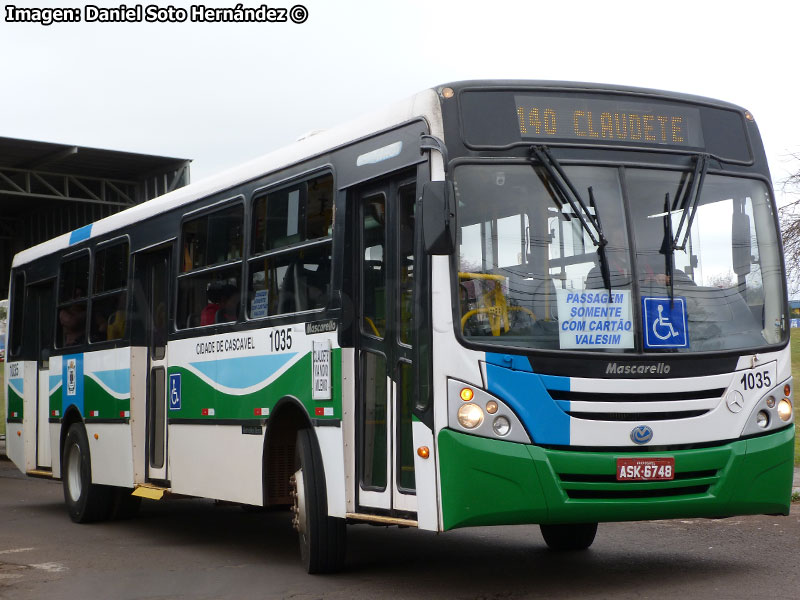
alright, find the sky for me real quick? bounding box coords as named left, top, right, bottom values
left=2, top=0, right=799, bottom=200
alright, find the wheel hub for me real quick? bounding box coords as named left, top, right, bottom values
left=67, top=442, right=82, bottom=502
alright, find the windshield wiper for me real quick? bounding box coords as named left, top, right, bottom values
left=529, top=145, right=612, bottom=294
left=672, top=153, right=709, bottom=250
left=658, top=153, right=708, bottom=304
left=660, top=193, right=676, bottom=303
left=588, top=186, right=612, bottom=296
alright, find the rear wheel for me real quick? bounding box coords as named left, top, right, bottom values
left=62, top=423, right=114, bottom=523
left=290, top=428, right=346, bottom=573
left=540, top=522, right=598, bottom=551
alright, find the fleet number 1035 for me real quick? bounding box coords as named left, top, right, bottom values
left=740, top=370, right=771, bottom=391
left=270, top=328, right=293, bottom=352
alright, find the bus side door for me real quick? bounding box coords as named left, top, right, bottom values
left=352, top=172, right=418, bottom=514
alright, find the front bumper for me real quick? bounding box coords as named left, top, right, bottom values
left=437, top=425, right=795, bottom=530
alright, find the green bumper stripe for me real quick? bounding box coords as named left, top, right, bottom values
left=83, top=377, right=130, bottom=419
left=7, top=386, right=23, bottom=420
left=438, top=426, right=795, bottom=530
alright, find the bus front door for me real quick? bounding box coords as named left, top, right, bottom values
left=355, top=175, right=418, bottom=515
left=140, top=246, right=171, bottom=482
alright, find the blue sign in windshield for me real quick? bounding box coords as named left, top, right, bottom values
left=642, top=297, right=689, bottom=349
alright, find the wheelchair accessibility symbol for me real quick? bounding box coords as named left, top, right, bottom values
left=642, top=297, right=689, bottom=349
left=169, top=373, right=181, bottom=410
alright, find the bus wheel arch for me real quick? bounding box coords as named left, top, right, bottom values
left=59, top=405, right=83, bottom=469
left=263, top=397, right=311, bottom=507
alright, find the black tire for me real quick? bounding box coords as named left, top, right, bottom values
left=109, top=488, right=142, bottom=520
left=62, top=423, right=114, bottom=523
left=291, top=428, right=346, bottom=574
left=540, top=522, right=598, bottom=551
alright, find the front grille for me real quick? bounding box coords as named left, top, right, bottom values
left=565, top=485, right=709, bottom=500
left=555, top=465, right=719, bottom=501
left=548, top=388, right=726, bottom=403
left=565, top=410, right=709, bottom=421
left=559, top=469, right=717, bottom=483
left=546, top=383, right=725, bottom=422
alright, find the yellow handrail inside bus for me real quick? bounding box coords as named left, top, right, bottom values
left=461, top=306, right=537, bottom=335
left=459, top=271, right=537, bottom=335
left=364, top=316, right=380, bottom=337
left=458, top=272, right=506, bottom=282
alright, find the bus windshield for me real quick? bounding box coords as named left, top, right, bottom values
left=454, top=164, right=785, bottom=354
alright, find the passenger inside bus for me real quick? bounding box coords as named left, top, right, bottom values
left=201, top=281, right=226, bottom=326
left=277, top=257, right=330, bottom=314
left=215, top=283, right=240, bottom=323
left=59, top=289, right=87, bottom=347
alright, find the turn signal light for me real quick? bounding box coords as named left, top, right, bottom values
left=417, top=446, right=430, bottom=459
left=460, top=388, right=474, bottom=402
left=784, top=384, right=791, bottom=397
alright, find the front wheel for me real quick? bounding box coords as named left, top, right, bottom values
left=540, top=522, right=598, bottom=551
left=290, top=428, right=346, bottom=573
left=62, top=423, right=113, bottom=523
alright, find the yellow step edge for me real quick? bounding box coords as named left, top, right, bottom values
left=346, top=513, right=418, bottom=527
left=26, top=469, right=54, bottom=479
left=132, top=484, right=169, bottom=500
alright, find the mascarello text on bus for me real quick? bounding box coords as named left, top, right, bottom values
left=4, top=81, right=793, bottom=572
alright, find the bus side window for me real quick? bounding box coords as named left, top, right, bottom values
left=248, top=172, right=333, bottom=319
left=90, top=241, right=129, bottom=343
left=177, top=203, right=244, bottom=329
left=57, top=253, right=90, bottom=348
left=8, top=271, right=25, bottom=358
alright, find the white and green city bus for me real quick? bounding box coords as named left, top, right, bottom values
left=4, top=81, right=794, bottom=572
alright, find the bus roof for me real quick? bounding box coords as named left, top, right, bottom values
left=11, top=80, right=750, bottom=269
left=12, top=86, right=442, bottom=268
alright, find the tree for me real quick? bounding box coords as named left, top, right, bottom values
left=779, top=158, right=800, bottom=294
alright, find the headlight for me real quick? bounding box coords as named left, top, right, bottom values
left=457, top=403, right=484, bottom=429
left=756, top=411, right=769, bottom=428
left=447, top=378, right=531, bottom=444
left=778, top=399, right=793, bottom=422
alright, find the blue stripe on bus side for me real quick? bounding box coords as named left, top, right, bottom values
left=8, top=377, right=24, bottom=396
left=69, top=224, right=92, bottom=245
left=485, top=363, right=570, bottom=446
left=91, top=369, right=131, bottom=395
left=188, top=352, right=298, bottom=390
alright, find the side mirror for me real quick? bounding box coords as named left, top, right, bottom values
left=421, top=181, right=456, bottom=255
left=732, top=211, right=752, bottom=277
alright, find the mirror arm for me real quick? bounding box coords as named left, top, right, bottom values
left=420, top=134, right=449, bottom=175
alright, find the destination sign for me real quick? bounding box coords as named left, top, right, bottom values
left=514, top=95, right=704, bottom=148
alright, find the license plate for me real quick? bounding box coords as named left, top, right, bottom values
left=616, top=457, right=675, bottom=481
